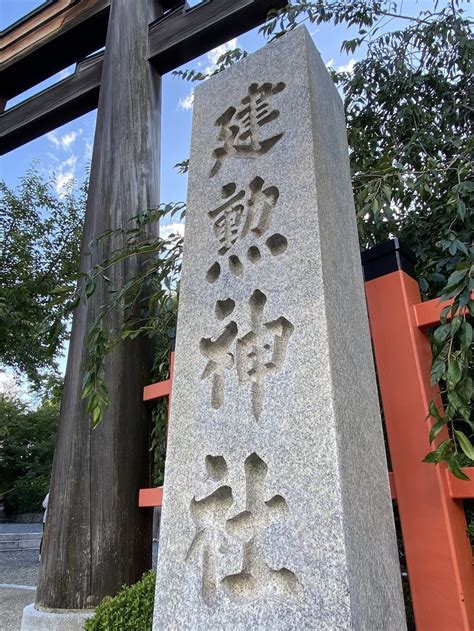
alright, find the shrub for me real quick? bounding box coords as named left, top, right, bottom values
left=85, top=570, right=155, bottom=631
left=3, top=476, right=48, bottom=516
left=0, top=396, right=58, bottom=515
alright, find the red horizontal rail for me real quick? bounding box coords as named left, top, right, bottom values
left=139, top=352, right=175, bottom=510
left=138, top=487, right=163, bottom=507
left=445, top=468, right=474, bottom=499
left=142, top=351, right=175, bottom=402
left=143, top=378, right=171, bottom=401
left=413, top=291, right=474, bottom=329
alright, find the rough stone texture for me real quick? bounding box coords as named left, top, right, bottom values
left=154, top=27, right=406, bottom=630
left=1, top=590, right=36, bottom=631
left=0, top=549, right=39, bottom=586
left=21, top=604, right=93, bottom=631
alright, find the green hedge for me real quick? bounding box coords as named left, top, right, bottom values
left=85, top=570, right=155, bottom=631
left=3, top=477, right=48, bottom=516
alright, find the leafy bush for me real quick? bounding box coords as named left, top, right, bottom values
left=0, top=396, right=58, bottom=515
left=3, top=476, right=48, bottom=515
left=85, top=571, right=155, bottom=631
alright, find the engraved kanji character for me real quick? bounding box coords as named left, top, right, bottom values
left=186, top=454, right=302, bottom=607
left=207, top=178, right=280, bottom=272
left=208, top=183, right=245, bottom=255
left=222, top=453, right=301, bottom=604
left=210, top=82, right=286, bottom=177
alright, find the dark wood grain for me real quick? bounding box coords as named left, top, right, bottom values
left=148, top=0, right=286, bottom=73
left=0, top=0, right=110, bottom=101
left=35, top=0, right=160, bottom=609
left=0, top=53, right=103, bottom=154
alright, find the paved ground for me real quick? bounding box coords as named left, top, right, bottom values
left=0, top=524, right=40, bottom=630
left=0, top=586, right=36, bottom=631
left=0, top=523, right=158, bottom=631
left=0, top=524, right=42, bottom=534
left=0, top=546, right=39, bottom=630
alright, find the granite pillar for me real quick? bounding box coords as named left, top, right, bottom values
left=154, top=27, right=406, bottom=629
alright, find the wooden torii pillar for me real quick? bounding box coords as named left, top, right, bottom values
left=1, top=0, right=285, bottom=617
left=36, top=0, right=160, bottom=609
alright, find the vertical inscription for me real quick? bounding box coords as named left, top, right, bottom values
left=191, top=80, right=301, bottom=608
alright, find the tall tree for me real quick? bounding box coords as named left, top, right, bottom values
left=0, top=169, right=85, bottom=387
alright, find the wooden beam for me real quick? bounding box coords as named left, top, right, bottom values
left=0, top=0, right=285, bottom=154
left=0, top=0, right=110, bottom=101
left=148, top=0, right=286, bottom=72
left=0, top=53, right=103, bottom=154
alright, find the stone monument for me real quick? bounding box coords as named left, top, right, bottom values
left=153, top=27, right=406, bottom=629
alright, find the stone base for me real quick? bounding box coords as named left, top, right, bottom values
left=21, top=603, right=94, bottom=630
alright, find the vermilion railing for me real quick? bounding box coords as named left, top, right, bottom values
left=140, top=239, right=474, bottom=630
left=363, top=239, right=474, bottom=631
left=138, top=351, right=174, bottom=509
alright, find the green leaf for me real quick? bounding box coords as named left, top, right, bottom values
left=447, top=358, right=462, bottom=386
left=429, top=416, right=449, bottom=443
left=445, top=268, right=469, bottom=289
left=427, top=399, right=442, bottom=422
left=432, top=324, right=450, bottom=347
left=423, top=439, right=452, bottom=464
left=454, top=430, right=474, bottom=461
left=446, top=457, right=470, bottom=481
left=431, top=358, right=446, bottom=384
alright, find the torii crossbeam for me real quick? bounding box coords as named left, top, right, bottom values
left=0, top=0, right=283, bottom=153
left=1, top=0, right=284, bottom=618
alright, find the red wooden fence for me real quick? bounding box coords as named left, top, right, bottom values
left=140, top=239, right=474, bottom=630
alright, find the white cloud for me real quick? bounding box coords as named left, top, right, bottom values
left=205, top=38, right=238, bottom=70
left=338, top=58, right=357, bottom=73
left=53, top=154, right=78, bottom=197
left=47, top=128, right=83, bottom=151
left=177, top=38, right=239, bottom=112
left=178, top=91, right=195, bottom=111
left=84, top=138, right=94, bottom=162
left=45, top=127, right=85, bottom=195
left=326, top=58, right=334, bottom=68
left=161, top=222, right=185, bottom=239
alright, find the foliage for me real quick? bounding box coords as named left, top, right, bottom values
left=466, top=500, right=474, bottom=547
left=84, top=570, right=155, bottom=631
left=150, top=292, right=177, bottom=486
left=260, top=1, right=473, bottom=475
left=0, top=167, right=85, bottom=388
left=0, top=396, right=58, bottom=514
left=48, top=202, right=183, bottom=487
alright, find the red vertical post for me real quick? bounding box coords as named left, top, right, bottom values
left=363, top=239, right=474, bottom=631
